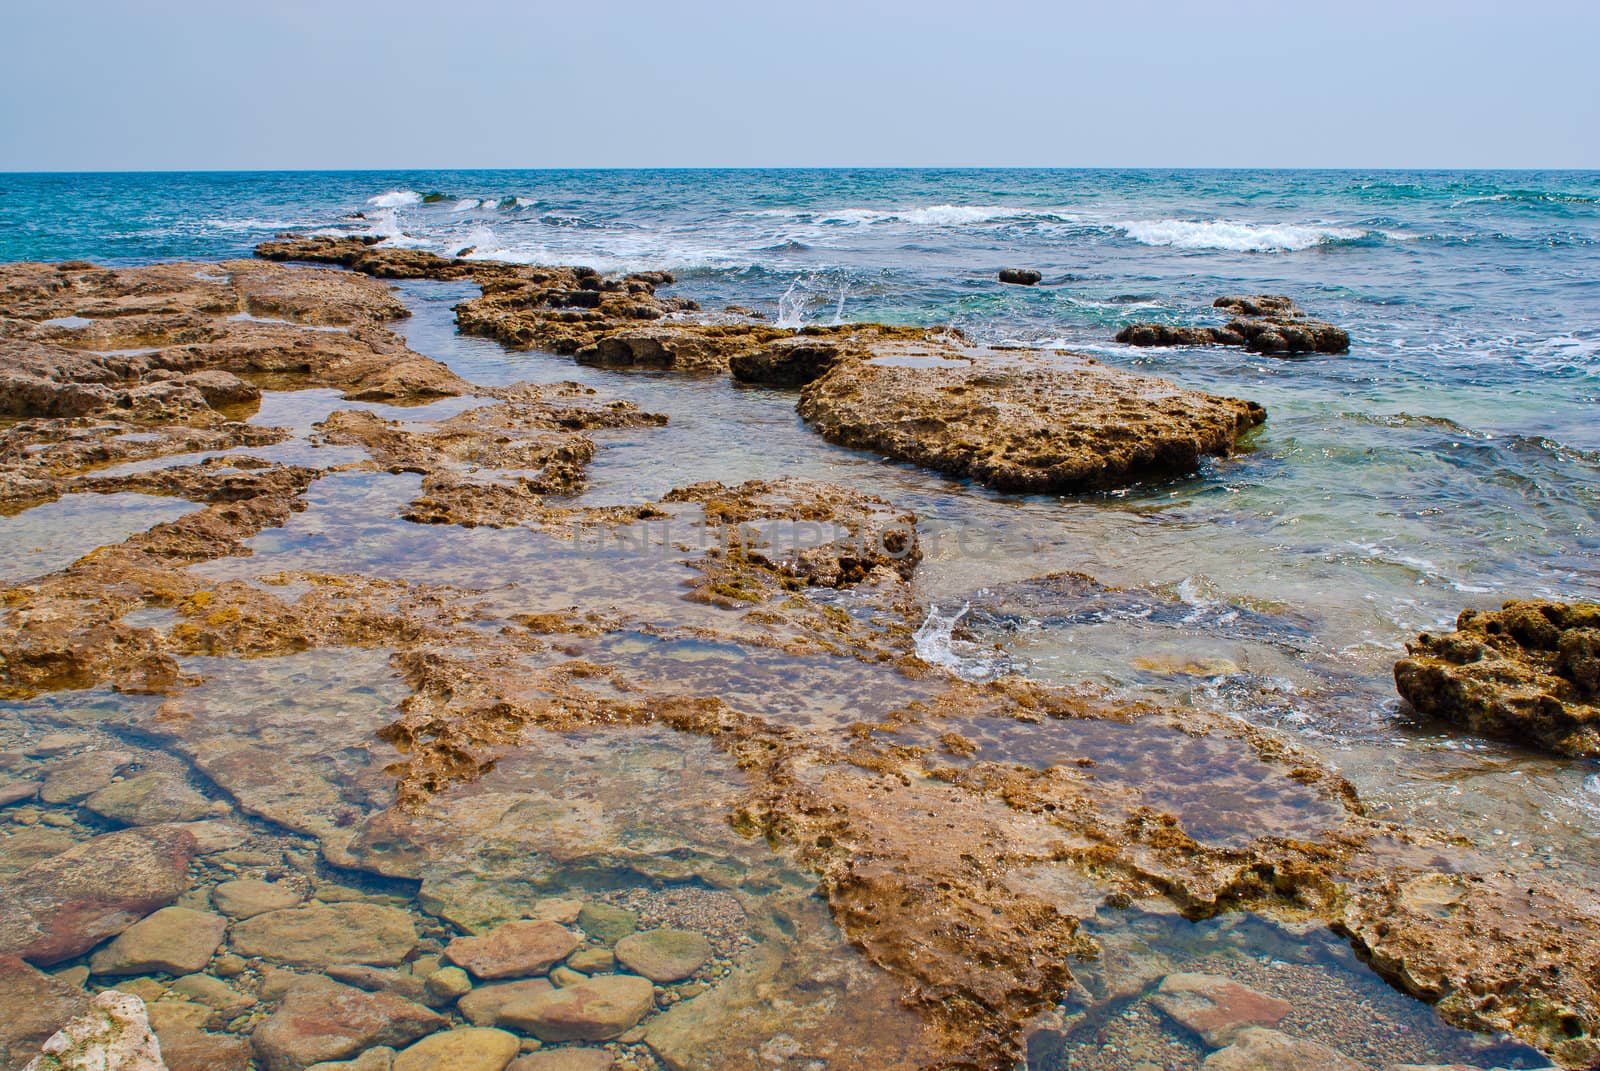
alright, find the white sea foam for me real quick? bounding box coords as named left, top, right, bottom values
left=750, top=205, right=1075, bottom=227
left=1115, top=219, right=1370, bottom=252
left=366, top=190, right=423, bottom=208
left=449, top=198, right=482, bottom=212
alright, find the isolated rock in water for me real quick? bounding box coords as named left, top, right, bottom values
left=23, top=989, right=167, bottom=1071
left=1395, top=600, right=1600, bottom=756
left=84, top=772, right=217, bottom=825
left=796, top=337, right=1265, bottom=493
left=391, top=1027, right=520, bottom=1071
left=998, top=268, right=1042, bottom=285
left=0, top=825, right=197, bottom=965
left=251, top=976, right=445, bottom=1071
left=444, top=919, right=579, bottom=979
left=490, top=975, right=655, bottom=1041
left=89, top=906, right=227, bottom=976
left=1116, top=294, right=1350, bottom=355
left=211, top=878, right=302, bottom=918
left=1150, top=972, right=1293, bottom=1047
left=1201, top=1027, right=1362, bottom=1070
left=614, top=929, right=711, bottom=983
left=0, top=955, right=90, bottom=1069
left=228, top=902, right=418, bottom=968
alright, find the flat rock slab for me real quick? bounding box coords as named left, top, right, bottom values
left=211, top=878, right=302, bottom=919
left=0, top=955, right=89, bottom=1069
left=392, top=1027, right=520, bottom=1071
left=614, top=929, right=711, bottom=983
left=147, top=998, right=253, bottom=1071
left=304, top=1047, right=395, bottom=1071
left=508, top=1050, right=615, bottom=1071
left=0, top=825, right=196, bottom=965
left=458, top=978, right=556, bottom=1028
left=795, top=341, right=1265, bottom=493
left=229, top=902, right=417, bottom=969
left=576, top=904, right=636, bottom=946
left=84, top=772, right=216, bottom=825
left=38, top=752, right=132, bottom=804
left=445, top=920, right=578, bottom=980
left=493, top=975, right=655, bottom=1042
left=1150, top=972, right=1292, bottom=1047
left=252, top=977, right=445, bottom=1071
left=1202, top=1027, right=1363, bottom=1071
left=24, top=989, right=165, bottom=1071
left=89, top=906, right=227, bottom=976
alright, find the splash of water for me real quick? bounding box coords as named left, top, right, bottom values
left=914, top=603, right=1009, bottom=682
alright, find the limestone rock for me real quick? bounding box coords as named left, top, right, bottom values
left=89, top=906, right=227, bottom=976
left=392, top=1028, right=520, bottom=1071
left=1150, top=973, right=1292, bottom=1047
left=1396, top=600, right=1600, bottom=756
left=1202, top=1028, right=1362, bottom=1070
left=424, top=966, right=472, bottom=1003
left=84, top=773, right=216, bottom=826
left=998, top=269, right=1042, bottom=286
left=145, top=999, right=252, bottom=1071
left=1117, top=295, right=1349, bottom=356
left=445, top=920, right=578, bottom=980
left=796, top=341, right=1264, bottom=493
left=0, top=955, right=89, bottom=1069
left=0, top=825, right=197, bottom=965
left=211, top=878, right=301, bottom=918
left=565, top=949, right=615, bottom=974
left=729, top=336, right=848, bottom=387
left=251, top=976, right=445, bottom=1071
left=614, top=929, right=711, bottom=983
left=0, top=781, right=40, bottom=807
left=457, top=978, right=555, bottom=1028
left=325, top=964, right=430, bottom=1003
left=229, top=902, right=418, bottom=968
left=38, top=752, right=132, bottom=804
left=508, top=1050, right=615, bottom=1071
left=306, top=1049, right=395, bottom=1071
left=169, top=972, right=255, bottom=1017
left=491, top=975, right=655, bottom=1042
left=576, top=904, right=636, bottom=946
left=23, top=989, right=166, bottom=1071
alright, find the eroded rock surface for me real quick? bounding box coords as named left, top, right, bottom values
left=1117, top=294, right=1350, bottom=355
left=1396, top=600, right=1600, bottom=756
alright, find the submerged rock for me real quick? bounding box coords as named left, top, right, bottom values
left=794, top=337, right=1265, bottom=492
left=1201, top=1027, right=1362, bottom=1070
left=228, top=902, right=418, bottom=969
left=1116, top=294, right=1350, bottom=355
left=0, top=825, right=196, bottom=965
left=88, top=906, right=227, bottom=976
left=83, top=772, right=218, bottom=826
left=211, top=878, right=302, bottom=918
left=506, top=1050, right=614, bottom=1071
left=22, top=989, right=167, bottom=1071
left=0, top=956, right=90, bottom=1069
left=1395, top=600, right=1600, bottom=756
left=493, top=975, right=655, bottom=1042
left=457, top=978, right=556, bottom=1028
left=251, top=976, right=445, bottom=1071
left=391, top=1028, right=520, bottom=1071
left=1150, top=972, right=1292, bottom=1047
left=444, top=920, right=580, bottom=980
left=613, top=929, right=711, bottom=983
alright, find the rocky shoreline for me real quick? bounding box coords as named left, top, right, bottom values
left=0, top=246, right=1592, bottom=1071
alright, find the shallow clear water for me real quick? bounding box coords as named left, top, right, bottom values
left=3, top=168, right=1598, bottom=1067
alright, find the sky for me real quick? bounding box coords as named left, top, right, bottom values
left=2, top=0, right=1596, bottom=171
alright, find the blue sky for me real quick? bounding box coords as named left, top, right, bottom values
left=3, top=0, right=1595, bottom=170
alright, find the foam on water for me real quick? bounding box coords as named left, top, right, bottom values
left=1113, top=218, right=1381, bottom=252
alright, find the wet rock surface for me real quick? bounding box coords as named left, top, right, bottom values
left=1117, top=294, right=1351, bottom=355
left=0, top=253, right=1594, bottom=1071
left=22, top=989, right=167, bottom=1071
left=1396, top=600, right=1600, bottom=756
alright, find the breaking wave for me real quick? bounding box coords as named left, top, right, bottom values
left=1114, top=219, right=1386, bottom=252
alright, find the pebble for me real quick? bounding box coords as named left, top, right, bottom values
left=424, top=965, right=473, bottom=1002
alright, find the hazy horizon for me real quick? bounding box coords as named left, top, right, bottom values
left=3, top=0, right=1597, bottom=171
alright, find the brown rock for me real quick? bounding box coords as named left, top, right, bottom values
left=89, top=906, right=227, bottom=976
left=613, top=929, right=711, bottom=983
left=1117, top=295, right=1348, bottom=356
left=147, top=998, right=253, bottom=1071
left=491, top=975, right=655, bottom=1042
left=796, top=340, right=1264, bottom=493
left=391, top=1027, right=520, bottom=1071
left=251, top=976, right=446, bottom=1071
left=0, top=825, right=196, bottom=965
left=1202, top=1028, right=1363, bottom=1070
left=1396, top=601, right=1600, bottom=756
left=229, top=902, right=418, bottom=969
left=1150, top=973, right=1292, bottom=1047
left=728, top=336, right=848, bottom=387
left=508, top=1049, right=615, bottom=1071
left=38, top=751, right=132, bottom=804
left=83, top=772, right=216, bottom=826
left=998, top=269, right=1042, bottom=286
left=458, top=978, right=556, bottom=1028
left=445, top=920, right=579, bottom=980
left=0, top=955, right=89, bottom=1068
left=211, top=878, right=301, bottom=918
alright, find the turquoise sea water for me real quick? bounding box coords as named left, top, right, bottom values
left=4, top=167, right=1599, bottom=843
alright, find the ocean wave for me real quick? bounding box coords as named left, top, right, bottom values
left=1113, top=219, right=1383, bottom=252
left=749, top=204, right=1076, bottom=227
left=366, top=189, right=423, bottom=208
